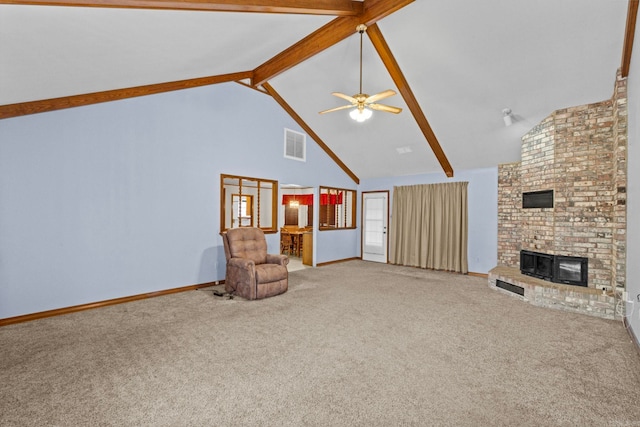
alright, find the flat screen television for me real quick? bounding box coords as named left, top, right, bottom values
left=553, top=255, right=588, bottom=287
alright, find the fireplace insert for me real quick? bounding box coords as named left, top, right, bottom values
left=520, top=250, right=588, bottom=287
left=520, top=250, right=554, bottom=280
left=553, top=255, right=588, bottom=286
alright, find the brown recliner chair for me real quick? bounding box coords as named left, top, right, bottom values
left=220, top=227, right=289, bottom=300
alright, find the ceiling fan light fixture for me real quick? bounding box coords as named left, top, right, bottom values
left=350, top=107, right=372, bottom=122
left=318, top=24, right=401, bottom=121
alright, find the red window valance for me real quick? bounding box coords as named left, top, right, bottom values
left=320, top=192, right=342, bottom=205
left=282, top=194, right=314, bottom=206
left=282, top=193, right=343, bottom=205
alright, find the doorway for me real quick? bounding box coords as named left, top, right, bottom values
left=280, top=184, right=316, bottom=268
left=362, top=191, right=389, bottom=263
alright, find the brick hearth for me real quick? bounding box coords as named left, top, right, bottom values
left=489, top=266, right=618, bottom=320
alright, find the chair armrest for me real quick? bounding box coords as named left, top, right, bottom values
left=228, top=257, right=255, bottom=270
left=266, top=254, right=289, bottom=267
left=226, top=258, right=256, bottom=296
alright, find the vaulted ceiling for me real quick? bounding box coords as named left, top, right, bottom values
left=0, top=0, right=635, bottom=182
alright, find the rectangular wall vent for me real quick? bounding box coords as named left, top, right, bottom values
left=522, top=189, right=553, bottom=208
left=496, top=279, right=525, bottom=296
left=284, top=128, right=306, bottom=162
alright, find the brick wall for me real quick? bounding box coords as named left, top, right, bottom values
left=521, top=117, right=556, bottom=254
left=612, top=71, right=628, bottom=290
left=497, top=162, right=521, bottom=266
left=497, top=72, right=628, bottom=291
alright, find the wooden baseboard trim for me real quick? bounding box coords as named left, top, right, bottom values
left=316, top=257, right=361, bottom=267
left=468, top=272, right=489, bottom=279
left=386, top=262, right=486, bottom=277
left=0, top=280, right=223, bottom=327
left=623, top=316, right=640, bottom=357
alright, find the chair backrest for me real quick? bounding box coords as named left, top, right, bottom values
left=222, top=227, right=268, bottom=265
left=281, top=231, right=292, bottom=248
left=280, top=228, right=292, bottom=239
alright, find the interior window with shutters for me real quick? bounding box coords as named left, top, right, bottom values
left=284, top=128, right=306, bottom=162
left=220, top=174, right=278, bottom=233
left=319, top=186, right=356, bottom=230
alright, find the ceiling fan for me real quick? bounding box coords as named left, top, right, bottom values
left=319, top=24, right=402, bottom=122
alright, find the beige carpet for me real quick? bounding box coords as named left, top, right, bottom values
left=2, top=260, right=640, bottom=426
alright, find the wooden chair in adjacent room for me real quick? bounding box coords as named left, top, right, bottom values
left=280, top=229, right=293, bottom=255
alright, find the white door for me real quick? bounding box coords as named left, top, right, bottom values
left=362, top=191, right=389, bottom=263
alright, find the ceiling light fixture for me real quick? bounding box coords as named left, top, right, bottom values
left=349, top=107, right=373, bottom=122
left=349, top=25, right=373, bottom=123
left=318, top=24, right=401, bottom=122
left=502, top=108, right=514, bottom=127
left=350, top=26, right=372, bottom=123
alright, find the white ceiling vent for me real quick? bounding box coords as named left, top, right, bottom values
left=396, top=146, right=413, bottom=154
left=284, top=128, right=306, bottom=162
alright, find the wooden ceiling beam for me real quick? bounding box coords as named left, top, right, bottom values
left=366, top=23, right=454, bottom=178
left=252, top=0, right=414, bottom=86
left=262, top=82, right=360, bottom=184
left=0, top=71, right=252, bottom=120
left=0, top=0, right=364, bottom=15
left=621, top=0, right=639, bottom=77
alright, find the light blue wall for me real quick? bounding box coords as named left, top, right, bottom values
left=626, top=18, right=640, bottom=337
left=0, top=83, right=357, bottom=318
left=0, top=79, right=512, bottom=318
left=359, top=167, right=498, bottom=274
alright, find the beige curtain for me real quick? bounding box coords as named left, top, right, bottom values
left=390, top=182, right=468, bottom=273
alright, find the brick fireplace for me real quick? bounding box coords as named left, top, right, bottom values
left=489, top=71, right=627, bottom=320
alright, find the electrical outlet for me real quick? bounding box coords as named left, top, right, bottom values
left=629, top=297, right=640, bottom=321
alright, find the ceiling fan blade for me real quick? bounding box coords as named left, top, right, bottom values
left=368, top=103, right=402, bottom=114
left=331, top=92, right=358, bottom=104
left=365, top=89, right=397, bottom=104
left=319, top=104, right=355, bottom=115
